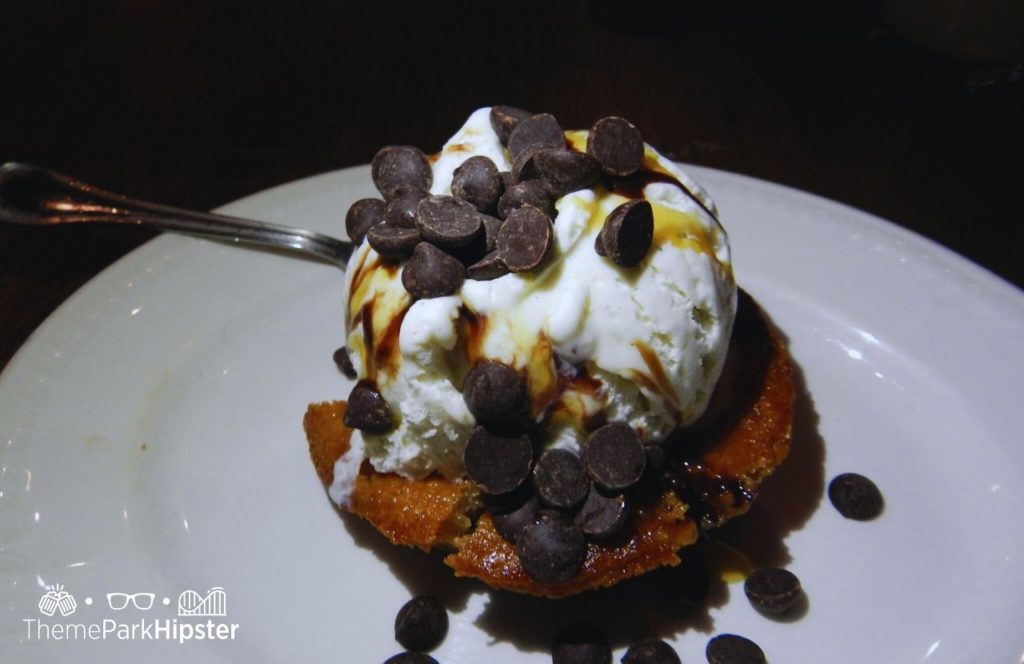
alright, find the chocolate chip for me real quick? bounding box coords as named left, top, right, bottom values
left=535, top=148, right=602, bottom=197
left=385, top=186, right=429, bottom=228
left=497, top=180, right=555, bottom=219
left=644, top=444, right=666, bottom=473
left=507, top=113, right=565, bottom=160
left=552, top=622, right=612, bottom=664
left=463, top=426, right=533, bottom=496
left=345, top=198, right=386, bottom=245
left=452, top=156, right=503, bottom=213
left=482, top=481, right=533, bottom=512
left=394, top=596, right=448, bottom=652
left=490, top=105, right=533, bottom=144
left=493, top=495, right=540, bottom=543
left=343, top=381, right=393, bottom=434
left=462, top=360, right=526, bottom=423
left=372, top=145, right=433, bottom=199
left=496, top=205, right=553, bottom=273
left=467, top=251, right=510, bottom=281
left=333, top=346, right=357, bottom=379
left=383, top=653, right=438, bottom=664
left=499, top=171, right=513, bottom=191
left=415, top=195, right=483, bottom=249
left=744, top=567, right=802, bottom=615
left=511, top=146, right=543, bottom=184
left=480, top=214, right=503, bottom=252
left=575, top=484, right=629, bottom=539
left=533, top=449, right=590, bottom=511
left=639, top=443, right=666, bottom=487
left=828, top=472, right=884, bottom=520
left=587, top=117, right=645, bottom=177
left=621, top=639, right=681, bottom=664
left=705, top=634, right=766, bottom=664
left=401, top=242, right=466, bottom=299
left=517, top=510, right=586, bottom=583
left=584, top=423, right=646, bottom=492
left=367, top=224, right=421, bottom=263
left=597, top=200, right=653, bottom=267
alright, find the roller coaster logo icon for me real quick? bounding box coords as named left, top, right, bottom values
left=176, top=587, right=227, bottom=617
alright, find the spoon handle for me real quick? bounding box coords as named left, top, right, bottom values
left=0, top=162, right=352, bottom=266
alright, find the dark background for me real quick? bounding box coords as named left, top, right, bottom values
left=2, top=0, right=1022, bottom=371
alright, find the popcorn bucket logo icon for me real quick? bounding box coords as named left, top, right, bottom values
left=177, top=587, right=227, bottom=617
left=38, top=584, right=77, bottom=617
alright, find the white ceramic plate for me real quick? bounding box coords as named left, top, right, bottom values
left=2, top=166, right=1023, bottom=663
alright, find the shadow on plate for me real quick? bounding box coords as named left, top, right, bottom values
left=713, top=357, right=826, bottom=568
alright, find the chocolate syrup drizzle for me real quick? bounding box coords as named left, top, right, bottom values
left=661, top=459, right=754, bottom=531
left=604, top=169, right=720, bottom=223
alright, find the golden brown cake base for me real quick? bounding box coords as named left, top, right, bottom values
left=304, top=290, right=794, bottom=597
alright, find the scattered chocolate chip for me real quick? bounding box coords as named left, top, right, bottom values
left=385, top=186, right=429, bottom=228
left=535, top=148, right=602, bottom=197
left=394, top=596, right=448, bottom=652
left=517, top=510, right=586, bottom=583
left=552, top=622, right=612, bottom=664
left=401, top=242, right=466, bottom=299
left=415, top=195, right=483, bottom=249
left=533, top=448, right=590, bottom=511
left=463, top=360, right=526, bottom=423
left=463, top=426, right=533, bottom=496
left=333, top=346, right=357, bottom=379
left=744, top=567, right=802, bottom=615
left=587, top=117, right=645, bottom=177
left=511, top=146, right=543, bottom=184
left=621, top=639, right=681, bottom=664
left=490, top=105, right=533, bottom=144
left=452, top=156, right=503, bottom=213
left=507, top=113, right=565, bottom=160
left=597, top=200, right=654, bottom=267
left=367, top=224, right=422, bottom=263
left=828, top=472, right=884, bottom=520
left=499, top=171, right=513, bottom=191
left=383, top=653, right=438, bottom=664
left=480, top=214, right=503, bottom=252
left=575, top=484, right=629, bottom=539
left=497, top=180, right=555, bottom=219
left=372, top=145, right=433, bottom=199
left=705, top=634, right=766, bottom=664
left=345, top=198, right=386, bottom=245
left=343, top=381, right=393, bottom=434
left=493, top=495, right=540, bottom=543
left=584, top=423, right=646, bottom=492
left=467, top=250, right=510, bottom=281
left=496, top=205, right=553, bottom=272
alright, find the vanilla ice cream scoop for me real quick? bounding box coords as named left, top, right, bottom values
left=334, top=107, right=736, bottom=493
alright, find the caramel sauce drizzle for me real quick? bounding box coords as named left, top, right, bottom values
left=631, top=340, right=683, bottom=417
left=458, top=307, right=489, bottom=367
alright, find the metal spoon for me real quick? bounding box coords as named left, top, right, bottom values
left=0, top=162, right=354, bottom=266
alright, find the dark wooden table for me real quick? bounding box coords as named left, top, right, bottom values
left=2, top=0, right=1021, bottom=372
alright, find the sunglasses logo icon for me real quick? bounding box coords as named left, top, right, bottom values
left=106, top=592, right=155, bottom=611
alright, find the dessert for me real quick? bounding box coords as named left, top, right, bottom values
left=304, top=106, right=795, bottom=597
